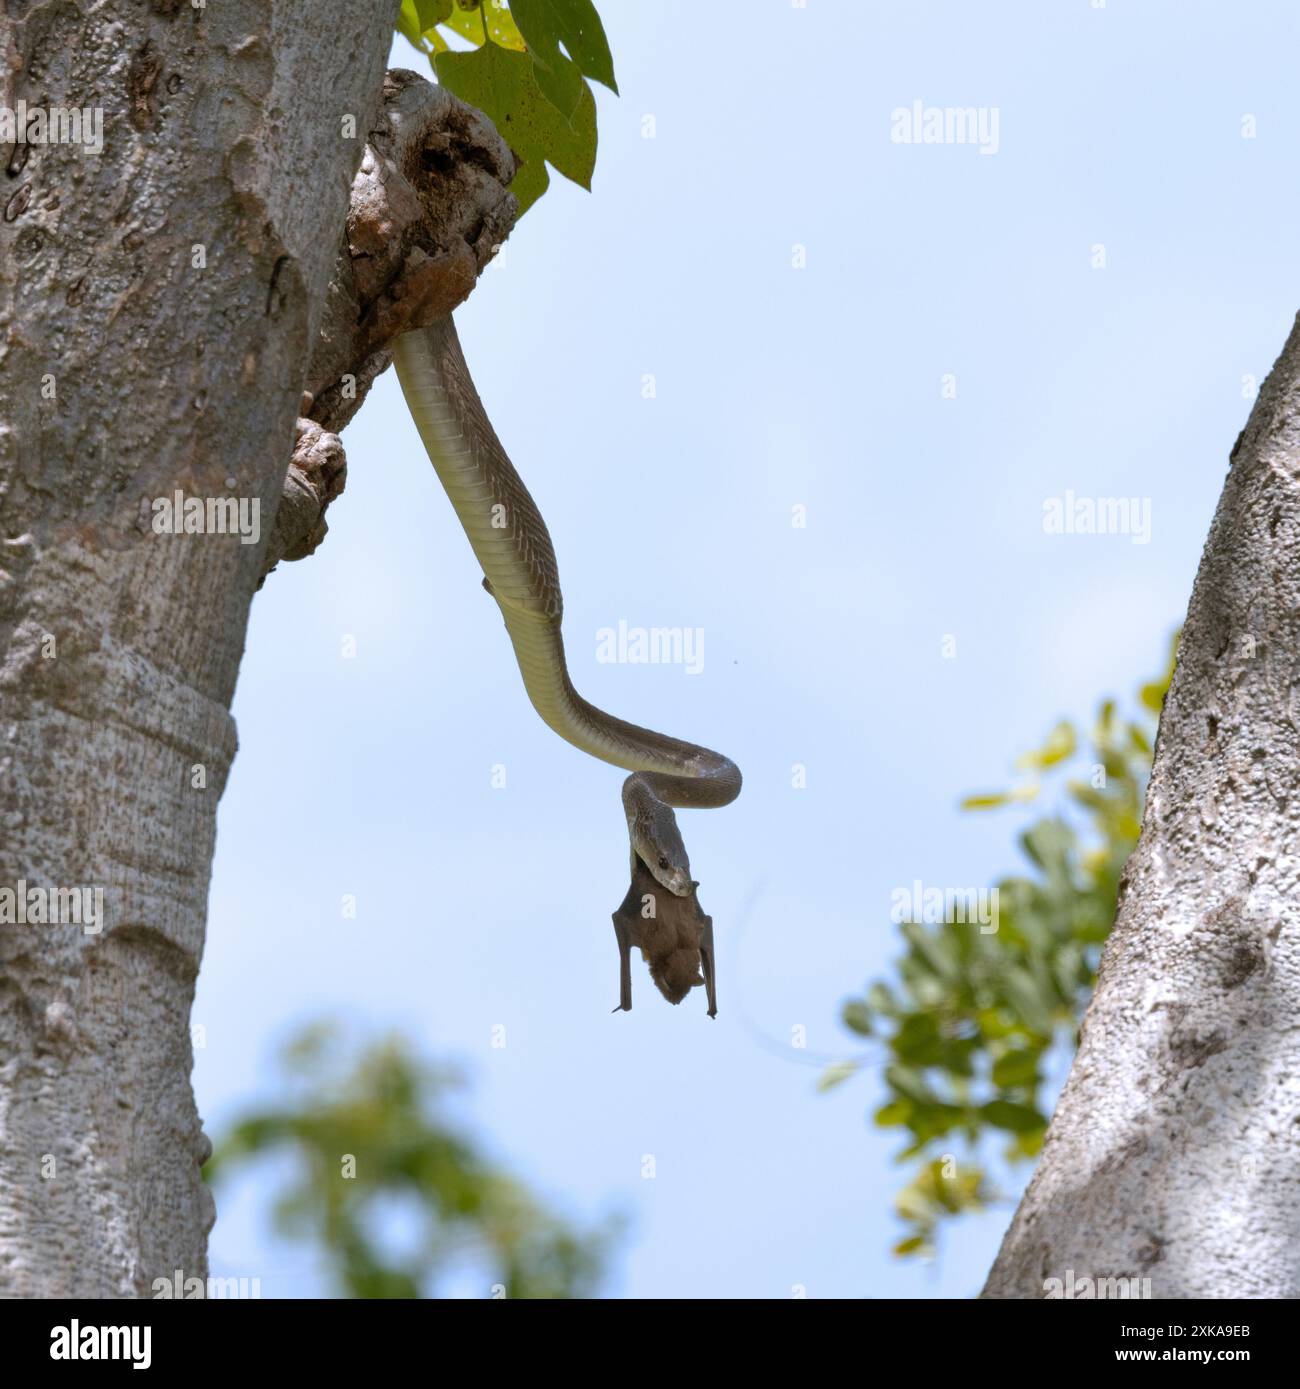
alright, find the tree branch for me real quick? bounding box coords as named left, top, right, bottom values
left=259, top=70, right=518, bottom=581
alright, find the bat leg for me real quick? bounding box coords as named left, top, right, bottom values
left=611, top=912, right=634, bottom=1013
left=699, top=914, right=717, bottom=1019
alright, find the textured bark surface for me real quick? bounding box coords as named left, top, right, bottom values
left=0, top=0, right=397, bottom=1297
left=985, top=314, right=1300, bottom=1298
left=262, top=69, right=517, bottom=580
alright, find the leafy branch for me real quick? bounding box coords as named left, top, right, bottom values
left=206, top=1022, right=618, bottom=1298
left=831, top=632, right=1179, bottom=1258
left=397, top=0, right=618, bottom=215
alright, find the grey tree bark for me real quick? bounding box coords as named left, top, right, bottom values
left=985, top=314, right=1300, bottom=1298
left=0, top=0, right=398, bottom=1297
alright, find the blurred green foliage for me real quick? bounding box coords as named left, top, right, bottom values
left=397, top=0, right=617, bottom=215
left=831, top=632, right=1179, bottom=1257
left=205, top=1023, right=617, bottom=1298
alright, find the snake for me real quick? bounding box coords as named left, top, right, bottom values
left=392, top=316, right=742, bottom=998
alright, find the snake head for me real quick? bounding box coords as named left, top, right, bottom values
left=642, top=838, right=693, bottom=898
left=627, top=800, right=694, bottom=897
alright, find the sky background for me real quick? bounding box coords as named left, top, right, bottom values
left=196, top=0, right=1300, bottom=1297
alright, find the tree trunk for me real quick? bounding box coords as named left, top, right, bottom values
left=984, top=313, right=1300, bottom=1298
left=0, top=0, right=396, bottom=1297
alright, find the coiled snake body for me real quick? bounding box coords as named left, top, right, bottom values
left=393, top=317, right=741, bottom=1015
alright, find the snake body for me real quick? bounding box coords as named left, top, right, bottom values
left=392, top=317, right=741, bottom=915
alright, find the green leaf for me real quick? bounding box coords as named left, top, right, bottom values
left=990, top=1049, right=1040, bottom=1088
left=1020, top=818, right=1074, bottom=878
left=1012, top=1128, right=1045, bottom=1159
left=816, top=1060, right=858, bottom=1093
left=1139, top=680, right=1167, bottom=713
left=940, top=1037, right=977, bottom=1079
left=901, top=921, right=961, bottom=984
left=866, top=982, right=900, bottom=1017
left=885, top=1064, right=937, bottom=1106
left=398, top=0, right=433, bottom=50
left=930, top=1169, right=966, bottom=1214
left=890, top=1011, right=943, bottom=1066
left=512, top=0, right=619, bottom=119
left=1015, top=719, right=1077, bottom=772
left=975, top=1006, right=1014, bottom=1040
left=892, top=1235, right=929, bottom=1257
left=959, top=791, right=1012, bottom=811
left=960, top=783, right=1039, bottom=811
left=1001, top=963, right=1057, bottom=1037
left=1067, top=780, right=1108, bottom=812
left=874, top=1100, right=911, bottom=1127
left=1052, top=941, right=1086, bottom=998
left=435, top=42, right=597, bottom=215
left=444, top=0, right=528, bottom=50
left=416, top=0, right=454, bottom=28
left=505, top=151, right=551, bottom=217
left=841, top=999, right=874, bottom=1036
left=980, top=1099, right=1045, bottom=1134
left=893, top=1184, right=934, bottom=1223
left=1039, top=719, right=1077, bottom=766
left=905, top=1102, right=967, bottom=1143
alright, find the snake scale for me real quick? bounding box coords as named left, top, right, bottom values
left=392, top=316, right=741, bottom=1013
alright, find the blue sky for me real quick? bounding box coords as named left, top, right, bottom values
left=197, top=0, right=1300, bottom=1297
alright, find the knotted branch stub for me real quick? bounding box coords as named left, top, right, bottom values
left=261, top=69, right=518, bottom=582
